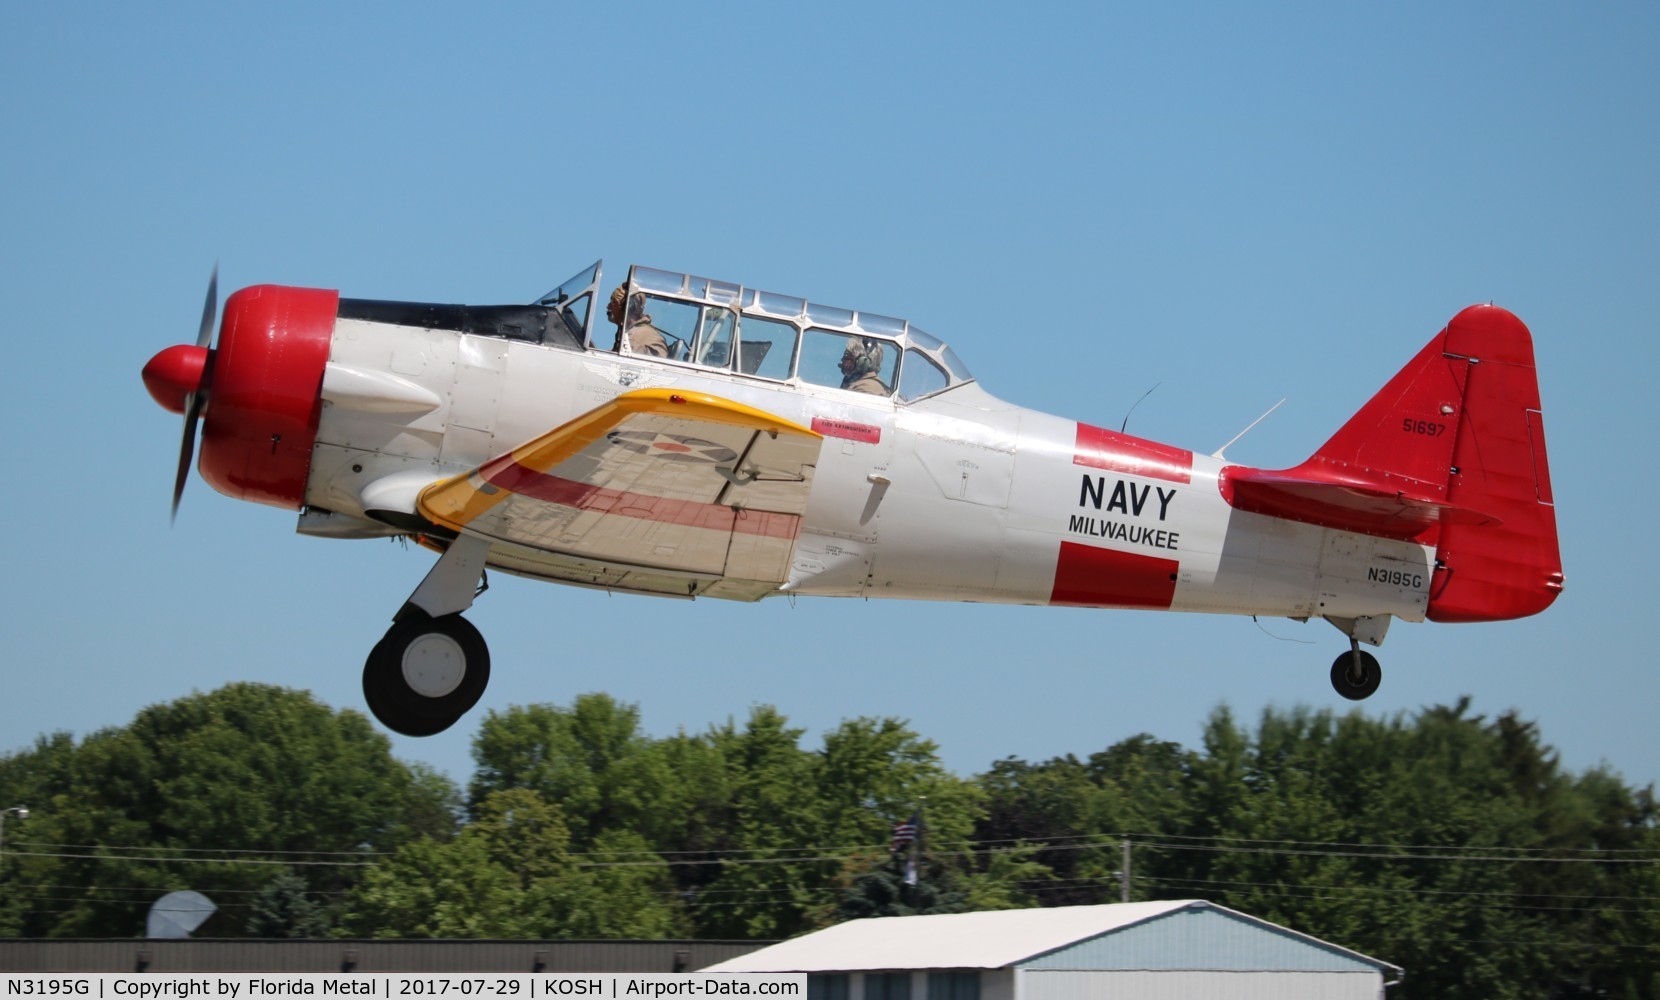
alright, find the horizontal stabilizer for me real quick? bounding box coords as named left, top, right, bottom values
left=1223, top=467, right=1498, bottom=541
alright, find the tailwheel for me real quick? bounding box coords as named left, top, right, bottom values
left=1330, top=648, right=1382, bottom=701
left=363, top=610, right=491, bottom=736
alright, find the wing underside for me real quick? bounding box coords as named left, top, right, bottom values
left=418, top=389, right=823, bottom=600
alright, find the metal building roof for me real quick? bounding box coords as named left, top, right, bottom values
left=704, top=901, right=1400, bottom=976
left=707, top=902, right=1189, bottom=972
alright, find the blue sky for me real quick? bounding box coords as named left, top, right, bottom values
left=3, top=2, right=1657, bottom=796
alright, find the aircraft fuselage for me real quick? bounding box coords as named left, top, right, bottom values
left=308, top=317, right=1432, bottom=627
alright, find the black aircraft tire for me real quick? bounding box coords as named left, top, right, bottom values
left=1330, top=649, right=1382, bottom=701
left=362, top=612, right=491, bottom=736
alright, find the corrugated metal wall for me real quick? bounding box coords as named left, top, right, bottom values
left=978, top=969, right=1014, bottom=1000
left=0, top=939, right=771, bottom=973
left=1019, top=969, right=1382, bottom=1000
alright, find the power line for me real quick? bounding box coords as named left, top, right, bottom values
left=1129, top=876, right=1660, bottom=916
left=24, top=882, right=349, bottom=898
left=1128, top=841, right=1660, bottom=865
left=16, top=841, right=393, bottom=858
left=1104, top=831, right=1660, bottom=855
left=6, top=849, right=374, bottom=867
left=10, top=827, right=1659, bottom=876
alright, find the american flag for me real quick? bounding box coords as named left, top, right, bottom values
left=890, top=812, right=919, bottom=853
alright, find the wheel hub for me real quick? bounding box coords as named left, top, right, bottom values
left=401, top=632, right=466, bottom=698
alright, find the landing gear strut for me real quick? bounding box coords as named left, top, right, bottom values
left=1325, top=616, right=1387, bottom=701
left=361, top=534, right=494, bottom=736
left=1330, top=642, right=1382, bottom=701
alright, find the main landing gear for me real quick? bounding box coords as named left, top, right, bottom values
left=362, top=535, right=494, bottom=736
left=364, top=610, right=491, bottom=736
left=1330, top=644, right=1382, bottom=701
left=1326, top=616, right=1386, bottom=701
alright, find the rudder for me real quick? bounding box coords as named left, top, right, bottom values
left=1424, top=305, right=1563, bottom=621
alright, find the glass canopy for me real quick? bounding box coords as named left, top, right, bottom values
left=540, top=261, right=973, bottom=403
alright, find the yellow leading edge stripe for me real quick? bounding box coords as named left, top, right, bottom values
left=418, top=389, right=822, bottom=533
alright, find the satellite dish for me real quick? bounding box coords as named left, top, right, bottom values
left=147, top=890, right=216, bottom=938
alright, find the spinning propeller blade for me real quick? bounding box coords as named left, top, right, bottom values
left=196, top=263, right=217, bottom=349
left=172, top=392, right=205, bottom=522
left=171, top=265, right=218, bottom=521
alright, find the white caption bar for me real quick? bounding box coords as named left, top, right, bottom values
left=2, top=976, right=806, bottom=1000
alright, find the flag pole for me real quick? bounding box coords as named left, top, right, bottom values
left=906, top=797, right=925, bottom=892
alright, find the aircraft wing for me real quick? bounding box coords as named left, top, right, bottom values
left=419, top=389, right=822, bottom=596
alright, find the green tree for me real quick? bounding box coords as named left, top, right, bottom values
left=343, top=790, right=686, bottom=938
left=835, top=853, right=966, bottom=920
left=541, top=829, right=687, bottom=938
left=974, top=737, right=1193, bottom=907
left=0, top=684, right=459, bottom=937
left=469, top=694, right=711, bottom=849
left=967, top=701, right=1660, bottom=999
left=0, top=732, right=77, bottom=935
left=344, top=833, right=528, bottom=938
left=976, top=754, right=1113, bottom=905
left=687, top=706, right=822, bottom=938
left=244, top=869, right=332, bottom=938
left=466, top=698, right=981, bottom=940
left=960, top=844, right=1056, bottom=910
left=688, top=708, right=983, bottom=938
left=1148, top=702, right=1657, bottom=1000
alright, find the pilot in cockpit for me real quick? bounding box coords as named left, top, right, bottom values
left=840, top=338, right=888, bottom=395
left=608, top=285, right=668, bottom=358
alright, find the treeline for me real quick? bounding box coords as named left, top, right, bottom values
left=1, top=684, right=1656, bottom=998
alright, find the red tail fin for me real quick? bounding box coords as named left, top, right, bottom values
left=1423, top=306, right=1563, bottom=621
left=1222, top=305, right=1563, bottom=621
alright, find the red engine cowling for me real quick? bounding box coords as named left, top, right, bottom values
left=143, top=284, right=338, bottom=510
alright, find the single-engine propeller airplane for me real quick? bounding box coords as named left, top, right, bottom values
left=143, top=261, right=1563, bottom=736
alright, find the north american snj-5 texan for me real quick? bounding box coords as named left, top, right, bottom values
left=143, top=261, right=1563, bottom=735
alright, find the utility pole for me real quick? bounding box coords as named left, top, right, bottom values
left=1120, top=838, right=1131, bottom=903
